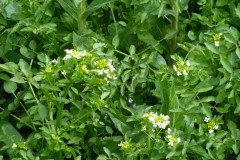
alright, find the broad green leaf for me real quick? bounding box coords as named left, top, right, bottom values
left=38, top=103, right=48, bottom=119
left=0, top=62, right=19, bottom=73
left=0, top=73, right=9, bottom=80
left=224, top=34, right=237, bottom=45
left=18, top=59, right=31, bottom=77
left=55, top=97, right=70, bottom=104
left=112, top=34, right=119, bottom=48
left=20, top=46, right=33, bottom=59
left=194, top=80, right=213, bottom=93
left=138, top=31, right=158, bottom=46
left=216, top=105, right=230, bottom=113
left=10, top=75, right=26, bottom=83
left=229, top=27, right=239, bottom=41
left=216, top=0, right=228, bottom=6
left=204, top=42, right=219, bottom=54
left=3, top=80, right=17, bottom=93
left=227, top=121, right=237, bottom=139
left=0, top=121, right=23, bottom=146
left=57, top=0, right=78, bottom=20
left=8, top=99, right=20, bottom=111
left=220, top=56, right=233, bottom=73
left=101, top=92, right=110, bottom=99
left=188, top=31, right=196, bottom=40
left=107, top=108, right=130, bottom=135
left=164, top=30, right=177, bottom=40
left=148, top=52, right=166, bottom=69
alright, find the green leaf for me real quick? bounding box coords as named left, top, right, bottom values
left=10, top=75, right=26, bottom=83
left=164, top=30, right=177, bottom=40
left=112, top=34, right=119, bottom=48
left=107, top=108, right=131, bottom=135
left=138, top=31, right=158, bottom=46
left=0, top=62, right=19, bottom=74
left=216, top=0, right=228, bottom=6
left=129, top=45, right=136, bottom=55
left=148, top=52, right=166, bottom=69
left=224, top=34, right=237, bottom=45
left=18, top=59, right=31, bottom=77
left=57, top=0, right=78, bottom=20
left=236, top=48, right=240, bottom=59
left=188, top=31, right=196, bottom=40
left=204, top=42, right=219, bottom=54
left=220, top=56, right=233, bottom=73
left=3, top=80, right=17, bottom=93
left=0, top=121, right=23, bottom=146
left=38, top=103, right=48, bottom=119
left=83, top=0, right=117, bottom=19
left=194, top=80, right=213, bottom=93
left=20, top=46, right=32, bottom=59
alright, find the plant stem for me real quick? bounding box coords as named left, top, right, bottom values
left=78, top=0, right=86, bottom=34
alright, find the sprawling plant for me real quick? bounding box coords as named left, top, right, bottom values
left=0, top=0, right=240, bottom=159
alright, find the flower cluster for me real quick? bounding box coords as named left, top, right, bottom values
left=92, top=59, right=117, bottom=81
left=213, top=33, right=222, bottom=47
left=173, top=60, right=190, bottom=76
left=165, top=128, right=181, bottom=146
left=143, top=112, right=170, bottom=129
left=118, top=141, right=131, bottom=149
left=204, top=117, right=219, bottom=134
left=63, top=49, right=89, bottom=60
left=12, top=141, right=27, bottom=150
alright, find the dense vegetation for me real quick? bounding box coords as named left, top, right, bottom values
left=0, top=0, right=240, bottom=159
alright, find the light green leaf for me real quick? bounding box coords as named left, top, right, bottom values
left=204, top=42, right=219, bottom=54
left=224, top=34, right=237, bottom=45
left=220, top=56, right=233, bottom=73
left=20, top=46, right=33, bottom=59
left=129, top=45, right=136, bottom=55
left=3, top=81, right=17, bottom=93
left=112, top=34, right=119, bottom=48
left=10, top=75, right=26, bottom=83
left=18, top=59, right=31, bottom=77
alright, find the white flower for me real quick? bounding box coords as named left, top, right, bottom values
left=214, top=41, right=219, bottom=46
left=204, top=117, right=210, bottom=122
left=209, top=129, right=214, bottom=134
left=52, top=59, right=58, bottom=64
left=186, top=60, right=190, bottom=67
left=167, top=128, right=171, bottom=134
left=61, top=70, right=67, bottom=75
left=141, top=126, right=147, bottom=131
left=128, top=98, right=133, bottom=103
left=63, top=55, right=71, bottom=60
left=166, top=135, right=181, bottom=146
left=214, top=125, right=219, bottom=130
left=12, top=143, right=17, bottom=148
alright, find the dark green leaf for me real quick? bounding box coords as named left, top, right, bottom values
left=38, top=103, right=48, bottom=119
left=57, top=0, right=78, bottom=20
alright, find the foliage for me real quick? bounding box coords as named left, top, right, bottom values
left=0, top=0, right=240, bottom=159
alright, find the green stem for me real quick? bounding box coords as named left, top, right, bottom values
left=13, top=93, right=36, bottom=130
left=77, top=0, right=86, bottom=34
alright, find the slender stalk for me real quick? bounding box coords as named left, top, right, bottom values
left=13, top=93, right=36, bottom=130
left=170, top=4, right=179, bottom=55
left=77, top=0, right=86, bottom=34
left=0, top=107, right=35, bottom=130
